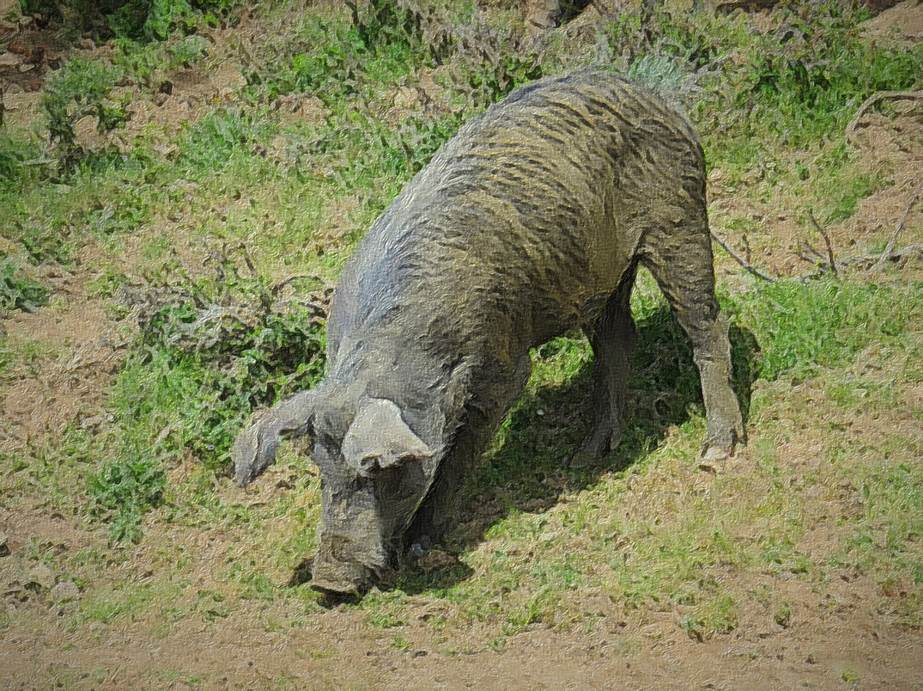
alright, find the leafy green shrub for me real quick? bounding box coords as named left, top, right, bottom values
left=41, top=57, right=127, bottom=168
left=118, top=249, right=328, bottom=467
left=88, top=454, right=166, bottom=543
left=0, top=258, right=49, bottom=314
left=135, top=0, right=201, bottom=40
left=112, top=33, right=208, bottom=85
left=21, top=0, right=236, bottom=39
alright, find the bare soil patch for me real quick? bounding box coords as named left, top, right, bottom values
left=710, top=107, right=923, bottom=281
left=863, top=0, right=923, bottom=48
left=0, top=250, right=126, bottom=448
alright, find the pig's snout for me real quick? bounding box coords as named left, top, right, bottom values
left=310, top=535, right=390, bottom=596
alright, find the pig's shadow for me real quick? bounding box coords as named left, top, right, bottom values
left=396, top=304, right=759, bottom=593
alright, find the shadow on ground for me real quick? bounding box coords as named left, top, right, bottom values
left=393, top=304, right=759, bottom=593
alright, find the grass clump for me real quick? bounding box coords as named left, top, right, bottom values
left=41, top=57, right=127, bottom=168
left=679, top=593, right=739, bottom=642
left=88, top=454, right=166, bottom=543
left=0, top=258, right=49, bottom=314
left=88, top=252, right=327, bottom=542
left=176, top=108, right=277, bottom=177
left=0, top=134, right=48, bottom=192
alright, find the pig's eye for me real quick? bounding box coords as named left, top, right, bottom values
left=355, top=454, right=381, bottom=477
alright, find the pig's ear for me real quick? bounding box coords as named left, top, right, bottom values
left=342, top=398, right=433, bottom=478
left=233, top=390, right=317, bottom=487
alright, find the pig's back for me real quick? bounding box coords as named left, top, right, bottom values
left=329, top=70, right=705, bottom=358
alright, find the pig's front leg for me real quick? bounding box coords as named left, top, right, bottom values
left=407, top=355, right=532, bottom=549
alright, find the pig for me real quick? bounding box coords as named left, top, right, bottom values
left=232, top=69, right=744, bottom=595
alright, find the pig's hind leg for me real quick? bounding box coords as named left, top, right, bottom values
left=570, top=272, right=637, bottom=468
left=640, top=204, right=744, bottom=463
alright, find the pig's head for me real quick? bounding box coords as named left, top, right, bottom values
left=232, top=385, right=442, bottom=595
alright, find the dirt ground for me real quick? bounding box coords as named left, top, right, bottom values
left=2, top=481, right=922, bottom=688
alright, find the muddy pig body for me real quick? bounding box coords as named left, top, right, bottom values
left=232, top=69, right=744, bottom=594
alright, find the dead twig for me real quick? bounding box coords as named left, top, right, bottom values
left=798, top=240, right=825, bottom=261
left=874, top=179, right=923, bottom=270
left=796, top=238, right=826, bottom=268
left=845, top=90, right=923, bottom=143
left=710, top=230, right=777, bottom=282
left=271, top=273, right=323, bottom=296
left=808, top=210, right=838, bottom=277
left=795, top=244, right=923, bottom=281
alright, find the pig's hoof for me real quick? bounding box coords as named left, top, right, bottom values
left=698, top=444, right=731, bottom=473
left=568, top=450, right=600, bottom=469
left=568, top=433, right=614, bottom=468
left=287, top=557, right=314, bottom=586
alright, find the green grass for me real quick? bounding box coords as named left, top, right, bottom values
left=732, top=280, right=921, bottom=381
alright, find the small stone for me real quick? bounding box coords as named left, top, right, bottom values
left=18, top=62, right=36, bottom=73
left=26, top=563, right=55, bottom=591
left=78, top=38, right=96, bottom=51
left=0, top=52, right=23, bottom=67
left=79, top=414, right=105, bottom=431
left=51, top=580, right=80, bottom=603
left=74, top=114, right=100, bottom=148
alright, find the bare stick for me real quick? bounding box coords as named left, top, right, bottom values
left=795, top=244, right=923, bottom=280
left=797, top=239, right=825, bottom=264
left=846, top=90, right=923, bottom=142
left=808, top=210, right=838, bottom=277
left=874, top=179, right=923, bottom=270
left=271, top=274, right=324, bottom=296
left=710, top=230, right=777, bottom=282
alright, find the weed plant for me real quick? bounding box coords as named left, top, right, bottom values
left=0, top=258, right=48, bottom=314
